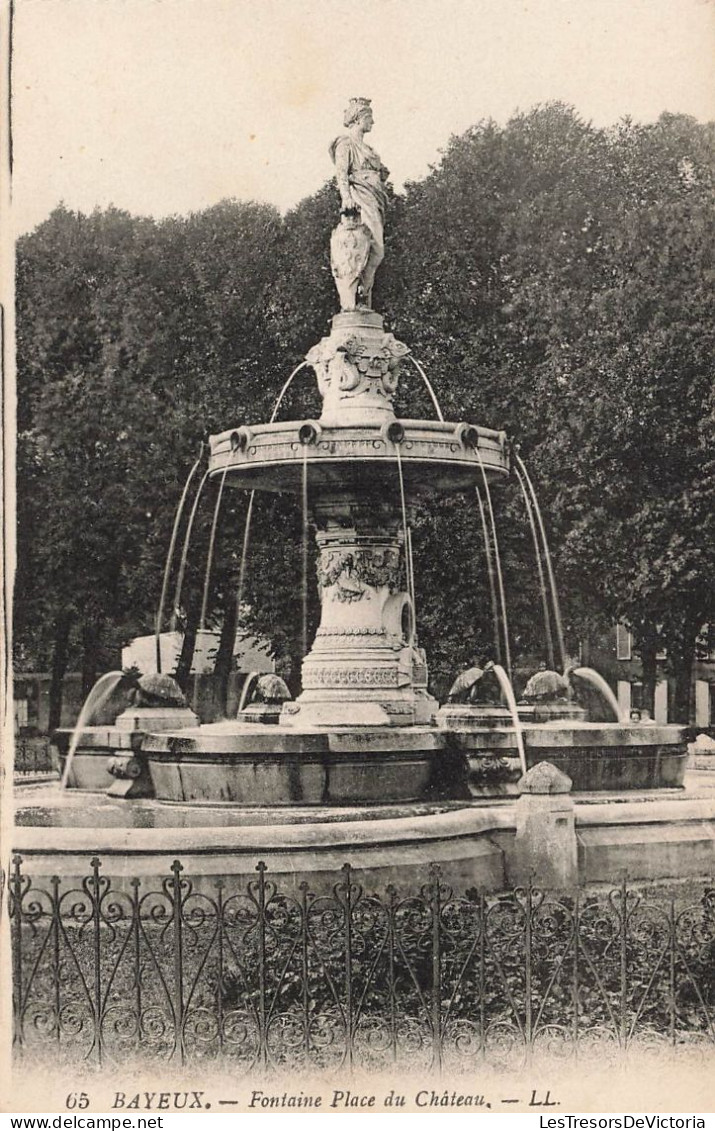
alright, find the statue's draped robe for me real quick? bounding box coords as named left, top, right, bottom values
left=329, top=135, right=388, bottom=252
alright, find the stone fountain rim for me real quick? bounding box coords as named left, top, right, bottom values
left=52, top=720, right=688, bottom=753
left=206, top=417, right=510, bottom=494
left=12, top=792, right=715, bottom=858
left=12, top=803, right=513, bottom=855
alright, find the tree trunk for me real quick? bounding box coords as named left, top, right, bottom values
left=213, top=598, right=238, bottom=716
left=174, top=607, right=199, bottom=691
left=636, top=626, right=658, bottom=718
left=671, top=646, right=696, bottom=725
left=48, top=610, right=73, bottom=732
left=81, top=618, right=104, bottom=697
left=667, top=619, right=700, bottom=725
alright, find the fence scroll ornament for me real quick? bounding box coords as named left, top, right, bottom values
left=9, top=856, right=715, bottom=1072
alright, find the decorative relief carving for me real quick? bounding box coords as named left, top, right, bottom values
left=316, top=626, right=386, bottom=637
left=330, top=214, right=373, bottom=312
left=318, top=547, right=402, bottom=601
left=304, top=666, right=399, bottom=687
left=241, top=433, right=484, bottom=463
left=314, top=437, right=384, bottom=453
left=467, top=755, right=520, bottom=785
left=306, top=331, right=408, bottom=408
left=106, top=755, right=142, bottom=780
left=320, top=550, right=351, bottom=588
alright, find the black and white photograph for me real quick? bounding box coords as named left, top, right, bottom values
left=2, top=0, right=714, bottom=1118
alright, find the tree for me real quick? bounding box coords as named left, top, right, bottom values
left=382, top=106, right=615, bottom=682
left=15, top=200, right=285, bottom=716
left=543, top=115, right=715, bottom=719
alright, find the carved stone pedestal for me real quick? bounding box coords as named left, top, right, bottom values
left=285, top=491, right=437, bottom=728
left=307, top=310, right=408, bottom=427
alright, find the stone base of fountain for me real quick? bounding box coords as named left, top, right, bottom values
left=53, top=727, right=139, bottom=792
left=438, top=703, right=514, bottom=727
left=14, top=770, right=715, bottom=893
left=281, top=688, right=439, bottom=729
left=236, top=703, right=284, bottom=724
left=143, top=723, right=452, bottom=805
left=55, top=718, right=689, bottom=802
left=114, top=705, right=199, bottom=732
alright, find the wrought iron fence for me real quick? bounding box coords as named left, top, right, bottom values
left=9, top=856, right=715, bottom=1073
left=14, top=736, right=58, bottom=779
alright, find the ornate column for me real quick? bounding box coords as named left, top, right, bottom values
left=285, top=492, right=435, bottom=727
left=283, top=306, right=438, bottom=728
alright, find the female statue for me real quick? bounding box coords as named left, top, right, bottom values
left=329, top=97, right=389, bottom=310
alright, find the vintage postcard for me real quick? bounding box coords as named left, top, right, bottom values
left=2, top=0, right=715, bottom=1118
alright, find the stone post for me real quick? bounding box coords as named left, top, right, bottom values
left=507, top=761, right=578, bottom=888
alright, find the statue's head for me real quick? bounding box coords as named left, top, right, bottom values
left=344, top=97, right=373, bottom=130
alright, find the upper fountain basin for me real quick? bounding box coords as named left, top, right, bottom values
left=208, top=419, right=509, bottom=495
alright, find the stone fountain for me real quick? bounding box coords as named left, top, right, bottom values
left=19, top=99, right=714, bottom=890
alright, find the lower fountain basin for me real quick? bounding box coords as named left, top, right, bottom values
left=140, top=720, right=687, bottom=804
left=143, top=723, right=450, bottom=805
left=53, top=726, right=141, bottom=792
left=54, top=720, right=688, bottom=803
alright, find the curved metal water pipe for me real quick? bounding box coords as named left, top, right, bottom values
left=468, top=433, right=512, bottom=681
left=513, top=449, right=566, bottom=672
left=170, top=467, right=212, bottom=634
left=154, top=443, right=204, bottom=673
left=405, top=355, right=445, bottom=422
left=513, top=461, right=555, bottom=670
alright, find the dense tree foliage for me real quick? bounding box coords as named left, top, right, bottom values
left=14, top=106, right=714, bottom=720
